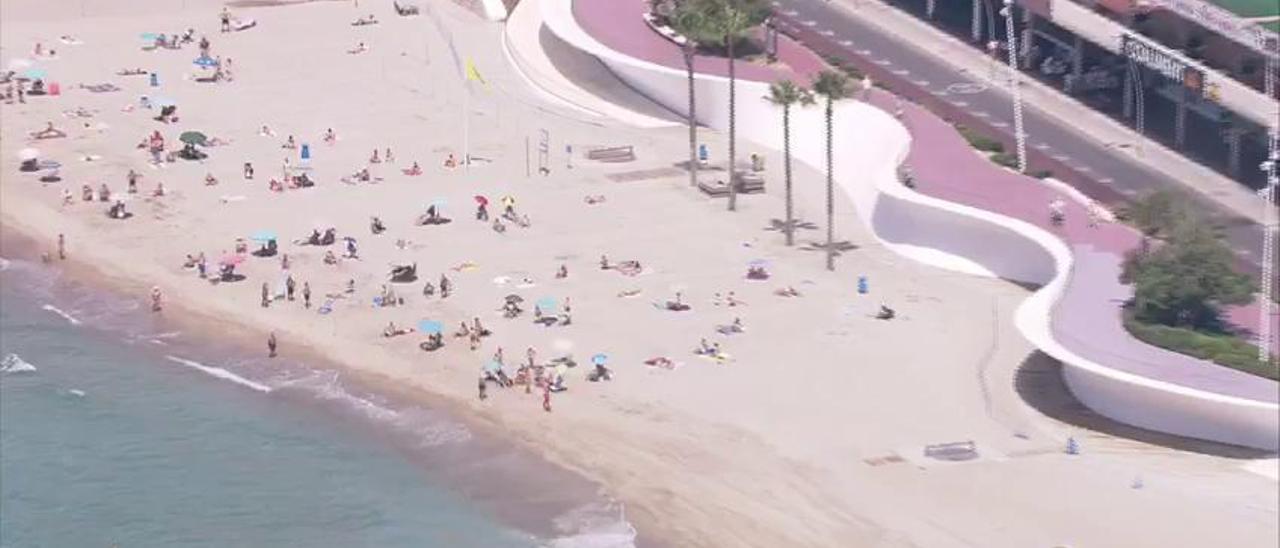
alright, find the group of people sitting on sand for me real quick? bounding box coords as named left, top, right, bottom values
left=600, top=255, right=642, bottom=276
left=454, top=317, right=491, bottom=350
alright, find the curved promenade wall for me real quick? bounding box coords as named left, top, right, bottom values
left=541, top=0, right=1279, bottom=451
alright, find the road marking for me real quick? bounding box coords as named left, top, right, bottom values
left=945, top=82, right=987, bottom=94
left=1097, top=177, right=1115, bottom=184
left=820, top=29, right=835, bottom=37
left=1051, top=154, right=1070, bottom=162
left=1033, top=142, right=1051, bottom=150
left=1118, top=187, right=1138, bottom=195
left=990, top=121, right=1009, bottom=128
left=971, top=110, right=989, bottom=118
left=839, top=40, right=854, bottom=47
left=874, top=58, right=892, bottom=65
left=949, top=100, right=969, bottom=107
left=856, top=49, right=872, bottom=55
left=911, top=79, right=929, bottom=87
left=931, top=89, right=949, bottom=96
left=891, top=69, right=909, bottom=75
left=1075, top=165, right=1093, bottom=173
left=803, top=20, right=818, bottom=26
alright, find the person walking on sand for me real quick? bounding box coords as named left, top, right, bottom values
left=439, top=274, right=452, bottom=299
left=267, top=332, right=278, bottom=358
left=221, top=8, right=232, bottom=33
left=150, top=286, right=163, bottom=312
left=542, top=383, right=552, bottom=412
left=286, top=275, right=296, bottom=301
left=493, top=347, right=504, bottom=365
left=57, top=233, right=66, bottom=260
left=244, top=162, right=254, bottom=179
left=281, top=253, right=290, bottom=270
left=261, top=282, right=270, bottom=308
left=127, top=170, right=139, bottom=194
left=478, top=374, right=487, bottom=400
left=302, top=281, right=311, bottom=309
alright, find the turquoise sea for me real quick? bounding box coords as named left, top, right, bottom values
left=0, top=250, right=636, bottom=547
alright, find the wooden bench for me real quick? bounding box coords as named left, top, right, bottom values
left=697, top=172, right=766, bottom=197
left=586, top=145, right=636, bottom=163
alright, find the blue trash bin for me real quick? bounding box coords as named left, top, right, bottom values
left=300, top=144, right=310, bottom=160
left=149, top=73, right=159, bottom=87
left=857, top=276, right=868, bottom=295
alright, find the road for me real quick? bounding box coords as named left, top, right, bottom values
left=773, top=0, right=1267, bottom=272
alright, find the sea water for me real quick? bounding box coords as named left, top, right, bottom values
left=0, top=253, right=637, bottom=547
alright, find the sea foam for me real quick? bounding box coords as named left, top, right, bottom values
left=1, top=353, right=38, bottom=374
left=164, top=355, right=273, bottom=393
left=279, top=371, right=471, bottom=447
left=41, top=304, right=83, bottom=325
left=546, top=501, right=638, bottom=548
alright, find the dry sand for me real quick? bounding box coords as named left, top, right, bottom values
left=2, top=1, right=1276, bottom=546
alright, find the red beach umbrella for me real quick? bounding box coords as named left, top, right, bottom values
left=473, top=195, right=488, bottom=206
left=219, top=253, right=245, bottom=266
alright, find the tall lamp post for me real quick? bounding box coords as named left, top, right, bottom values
left=1001, top=0, right=1027, bottom=173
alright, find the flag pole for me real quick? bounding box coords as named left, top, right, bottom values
left=463, top=81, right=470, bottom=172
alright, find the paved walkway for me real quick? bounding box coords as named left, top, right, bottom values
left=571, top=0, right=1278, bottom=401
left=573, top=0, right=824, bottom=82
left=772, top=0, right=1273, bottom=274
left=867, top=88, right=1279, bottom=402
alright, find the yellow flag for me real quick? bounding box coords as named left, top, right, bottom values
left=465, top=58, right=486, bottom=85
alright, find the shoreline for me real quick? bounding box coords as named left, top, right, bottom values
left=0, top=224, right=648, bottom=546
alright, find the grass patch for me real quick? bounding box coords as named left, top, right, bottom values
left=956, top=125, right=1004, bottom=153
left=1123, top=311, right=1278, bottom=381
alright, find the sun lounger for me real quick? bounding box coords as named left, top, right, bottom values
left=698, top=172, right=765, bottom=197
left=923, top=441, right=978, bottom=461
left=586, top=145, right=635, bottom=163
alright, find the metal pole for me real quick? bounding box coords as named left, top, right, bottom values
left=1002, top=0, right=1027, bottom=173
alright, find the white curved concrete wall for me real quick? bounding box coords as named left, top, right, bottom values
left=541, top=0, right=1279, bottom=451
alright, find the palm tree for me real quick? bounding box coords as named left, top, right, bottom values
left=668, top=5, right=710, bottom=188
left=812, top=70, right=852, bottom=271
left=712, top=4, right=752, bottom=212
left=765, top=80, right=813, bottom=246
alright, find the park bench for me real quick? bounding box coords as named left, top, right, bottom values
left=586, top=145, right=636, bottom=163
left=923, top=440, right=978, bottom=461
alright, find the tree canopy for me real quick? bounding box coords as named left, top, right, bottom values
left=666, top=0, right=771, bottom=48
left=1122, top=215, right=1256, bottom=330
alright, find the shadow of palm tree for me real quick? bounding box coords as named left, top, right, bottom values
left=764, top=218, right=819, bottom=232
left=1014, top=351, right=1272, bottom=458
left=799, top=240, right=859, bottom=255
left=673, top=160, right=725, bottom=172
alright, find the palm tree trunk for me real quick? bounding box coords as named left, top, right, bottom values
left=684, top=46, right=698, bottom=188
left=726, top=37, right=737, bottom=212
left=783, top=105, right=794, bottom=246
left=825, top=98, right=835, bottom=271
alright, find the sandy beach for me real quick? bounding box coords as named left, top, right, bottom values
left=2, top=1, right=1276, bottom=546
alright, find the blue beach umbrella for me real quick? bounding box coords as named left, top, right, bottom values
left=591, top=353, right=608, bottom=366
left=430, top=198, right=447, bottom=207
left=193, top=56, right=218, bottom=68
left=535, top=297, right=557, bottom=310
left=484, top=360, right=503, bottom=373
left=23, top=67, right=47, bottom=80
left=140, top=32, right=160, bottom=40
left=417, top=320, right=443, bottom=334
left=249, top=229, right=277, bottom=242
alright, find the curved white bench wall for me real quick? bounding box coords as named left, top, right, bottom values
left=541, top=0, right=1279, bottom=451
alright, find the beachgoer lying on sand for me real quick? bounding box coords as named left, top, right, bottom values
left=721, top=291, right=744, bottom=307
left=665, top=292, right=690, bottom=312
left=370, top=216, right=386, bottom=234
left=584, top=194, right=606, bottom=205
left=59, top=35, right=83, bottom=45
left=716, top=318, right=745, bottom=335
left=352, top=14, right=379, bottom=26
left=403, top=162, right=422, bottom=176
left=876, top=305, right=896, bottom=320
left=323, top=250, right=338, bottom=265
left=419, top=332, right=444, bottom=351
left=282, top=135, right=296, bottom=149
left=152, top=182, right=166, bottom=197
left=259, top=125, right=275, bottom=137
left=383, top=322, right=413, bottom=338
left=502, top=300, right=522, bottom=318
left=746, top=266, right=769, bottom=280
left=443, top=154, right=458, bottom=169
left=491, top=218, right=506, bottom=234
left=644, top=357, right=676, bottom=369
left=107, top=200, right=130, bottom=220
left=269, top=178, right=285, bottom=192
left=323, top=128, right=337, bottom=143
left=117, top=68, right=147, bottom=76
left=347, top=42, right=368, bottom=54
left=32, top=122, right=67, bottom=139
left=774, top=286, right=801, bottom=297
left=555, top=264, right=568, bottom=279
left=204, top=173, right=219, bottom=186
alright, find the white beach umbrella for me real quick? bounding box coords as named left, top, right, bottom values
left=7, top=58, right=34, bottom=70
left=17, top=148, right=40, bottom=160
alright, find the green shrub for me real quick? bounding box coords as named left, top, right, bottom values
left=956, top=125, right=1004, bottom=153
left=1124, top=312, right=1277, bottom=381
left=991, top=152, right=1019, bottom=169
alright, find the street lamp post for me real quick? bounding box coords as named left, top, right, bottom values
left=1001, top=0, right=1027, bottom=173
